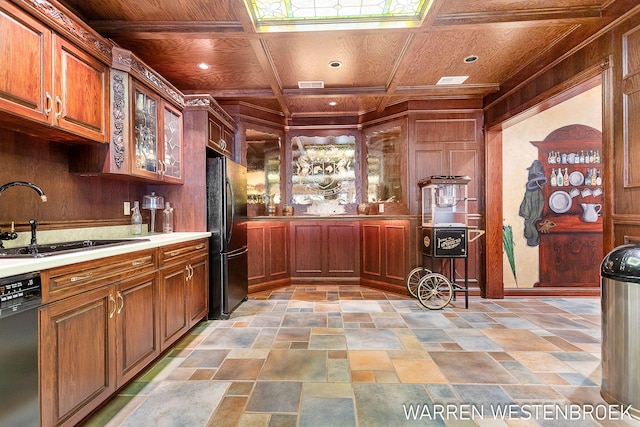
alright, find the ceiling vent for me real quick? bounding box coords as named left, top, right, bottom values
left=436, top=76, right=468, bottom=85
left=298, top=80, right=325, bottom=89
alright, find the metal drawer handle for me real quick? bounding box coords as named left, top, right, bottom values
left=70, top=272, right=93, bottom=282
left=195, top=244, right=205, bottom=250
left=109, top=294, right=116, bottom=318
left=45, top=92, right=53, bottom=117
left=131, top=260, right=146, bottom=266
left=55, top=96, right=63, bottom=120
left=116, top=291, right=124, bottom=314
left=169, top=250, right=180, bottom=257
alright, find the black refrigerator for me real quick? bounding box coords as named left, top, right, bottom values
left=206, top=155, right=248, bottom=319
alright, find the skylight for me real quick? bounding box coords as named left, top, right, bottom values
left=246, top=0, right=434, bottom=32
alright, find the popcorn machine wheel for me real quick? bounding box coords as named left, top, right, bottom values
left=406, top=176, right=484, bottom=309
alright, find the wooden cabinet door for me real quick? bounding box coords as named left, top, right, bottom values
left=291, top=222, right=323, bottom=275
left=187, top=254, right=209, bottom=326
left=52, top=35, right=109, bottom=142
left=40, top=286, right=116, bottom=427
left=0, top=1, right=51, bottom=123
left=325, top=222, right=359, bottom=276
left=115, top=271, right=160, bottom=385
left=160, top=263, right=188, bottom=350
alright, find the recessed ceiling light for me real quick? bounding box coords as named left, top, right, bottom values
left=328, top=60, right=342, bottom=68
left=328, top=101, right=337, bottom=106
left=464, top=55, right=479, bottom=63
left=197, top=63, right=210, bottom=70
left=436, top=76, right=468, bottom=85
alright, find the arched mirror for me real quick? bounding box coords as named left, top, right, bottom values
left=246, top=129, right=281, bottom=213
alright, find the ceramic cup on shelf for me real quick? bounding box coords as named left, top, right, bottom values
left=581, top=188, right=592, bottom=198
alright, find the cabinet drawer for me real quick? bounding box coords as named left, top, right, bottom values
left=41, top=249, right=157, bottom=303
left=160, top=239, right=208, bottom=266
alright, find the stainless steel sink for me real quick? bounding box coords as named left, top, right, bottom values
left=0, top=239, right=150, bottom=258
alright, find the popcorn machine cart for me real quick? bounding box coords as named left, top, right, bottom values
left=407, top=176, right=484, bottom=309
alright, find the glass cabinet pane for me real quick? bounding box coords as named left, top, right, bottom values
left=133, top=88, right=158, bottom=173
left=366, top=126, right=402, bottom=203
left=291, top=135, right=356, bottom=205
left=247, top=130, right=281, bottom=205
left=163, top=105, right=181, bottom=179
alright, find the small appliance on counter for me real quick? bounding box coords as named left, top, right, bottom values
left=142, top=192, right=164, bottom=233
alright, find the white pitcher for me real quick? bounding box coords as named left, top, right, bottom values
left=580, top=203, right=601, bottom=222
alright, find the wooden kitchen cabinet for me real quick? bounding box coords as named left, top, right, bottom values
left=0, top=0, right=109, bottom=143
left=290, top=221, right=359, bottom=278
left=40, top=257, right=159, bottom=427
left=360, top=220, right=410, bottom=291
left=248, top=221, right=290, bottom=290
left=185, top=94, right=237, bottom=160
left=159, top=239, right=209, bottom=350
left=131, top=82, right=184, bottom=182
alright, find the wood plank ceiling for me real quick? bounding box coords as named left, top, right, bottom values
left=58, top=0, right=638, bottom=123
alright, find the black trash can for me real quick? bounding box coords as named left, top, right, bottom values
left=600, top=244, right=640, bottom=419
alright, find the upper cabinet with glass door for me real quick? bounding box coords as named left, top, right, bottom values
left=70, top=47, right=185, bottom=182
left=131, top=80, right=183, bottom=183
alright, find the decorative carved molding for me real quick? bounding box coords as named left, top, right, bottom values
left=111, top=73, right=126, bottom=169
left=23, top=0, right=112, bottom=60
left=129, top=57, right=185, bottom=107
left=543, top=124, right=601, bottom=141
left=185, top=94, right=235, bottom=128
left=112, top=47, right=185, bottom=108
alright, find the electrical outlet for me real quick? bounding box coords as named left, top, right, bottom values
left=123, top=201, right=131, bottom=216
left=379, top=203, right=384, bottom=213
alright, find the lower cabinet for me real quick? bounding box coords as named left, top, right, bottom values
left=360, top=220, right=410, bottom=289
left=159, top=239, right=209, bottom=350
left=40, top=270, right=159, bottom=427
left=39, top=239, right=208, bottom=427
left=248, top=221, right=289, bottom=287
left=290, top=221, right=359, bottom=278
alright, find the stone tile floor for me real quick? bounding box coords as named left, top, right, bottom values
left=85, top=285, right=639, bottom=426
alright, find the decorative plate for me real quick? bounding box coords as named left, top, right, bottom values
left=549, top=191, right=572, bottom=214
left=568, top=171, right=584, bottom=186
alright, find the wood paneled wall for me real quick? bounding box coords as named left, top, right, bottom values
left=0, top=128, right=147, bottom=231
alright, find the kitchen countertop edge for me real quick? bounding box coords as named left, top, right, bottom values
left=0, top=232, right=211, bottom=279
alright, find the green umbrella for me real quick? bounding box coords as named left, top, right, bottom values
left=502, top=224, right=518, bottom=287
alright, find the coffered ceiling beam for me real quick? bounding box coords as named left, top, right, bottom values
left=433, top=6, right=602, bottom=28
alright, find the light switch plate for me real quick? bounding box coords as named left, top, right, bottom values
left=123, top=201, right=131, bottom=215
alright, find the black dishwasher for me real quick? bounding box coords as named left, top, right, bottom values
left=0, top=271, right=41, bottom=427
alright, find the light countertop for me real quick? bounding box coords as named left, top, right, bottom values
left=0, top=232, right=211, bottom=279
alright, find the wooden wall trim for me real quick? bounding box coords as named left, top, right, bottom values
left=484, top=129, right=503, bottom=299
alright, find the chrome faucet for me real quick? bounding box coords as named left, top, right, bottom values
left=0, top=181, right=47, bottom=248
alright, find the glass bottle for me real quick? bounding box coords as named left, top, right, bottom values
left=580, top=150, right=585, bottom=164
left=556, top=151, right=561, bottom=164
left=131, top=201, right=142, bottom=235
left=548, top=151, right=555, bottom=164
left=585, top=168, right=592, bottom=186
left=162, top=202, right=174, bottom=233
left=550, top=169, right=557, bottom=187
left=563, top=168, right=569, bottom=186
left=596, top=169, right=602, bottom=186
